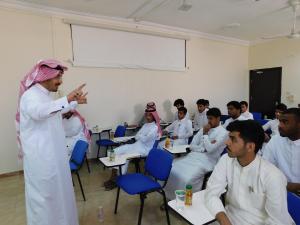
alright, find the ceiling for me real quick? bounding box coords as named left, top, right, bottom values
left=15, top=0, right=300, bottom=41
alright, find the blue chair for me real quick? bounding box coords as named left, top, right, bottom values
left=252, top=112, right=262, bottom=120
left=70, top=140, right=89, bottom=201
left=287, top=192, right=300, bottom=224
left=114, top=148, right=173, bottom=225
left=132, top=139, right=160, bottom=173
left=96, top=125, right=126, bottom=158
left=220, top=115, right=230, bottom=124
left=256, top=119, right=268, bottom=126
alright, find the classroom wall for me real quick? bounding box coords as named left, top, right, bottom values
left=0, top=7, right=249, bottom=174
left=249, top=39, right=300, bottom=108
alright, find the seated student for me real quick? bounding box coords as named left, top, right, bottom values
left=205, top=120, right=295, bottom=225
left=161, top=107, right=193, bottom=146
left=104, top=103, right=161, bottom=190
left=223, top=101, right=246, bottom=128
left=263, top=108, right=300, bottom=194
left=193, top=99, right=208, bottom=131
left=164, top=108, right=227, bottom=200
left=62, top=110, right=91, bottom=158
left=173, top=98, right=190, bottom=120
left=263, top=103, right=287, bottom=137
left=204, top=99, right=210, bottom=109
left=240, top=101, right=254, bottom=120
left=138, top=102, right=160, bottom=127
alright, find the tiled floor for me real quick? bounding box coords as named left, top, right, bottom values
left=0, top=160, right=187, bottom=225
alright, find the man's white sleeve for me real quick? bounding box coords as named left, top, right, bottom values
left=204, top=155, right=228, bottom=216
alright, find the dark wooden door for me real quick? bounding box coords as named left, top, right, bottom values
left=249, top=67, right=282, bottom=119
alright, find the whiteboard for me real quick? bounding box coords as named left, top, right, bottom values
left=71, top=25, right=186, bottom=71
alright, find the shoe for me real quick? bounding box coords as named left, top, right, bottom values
left=105, top=181, right=117, bottom=191
left=103, top=179, right=113, bottom=187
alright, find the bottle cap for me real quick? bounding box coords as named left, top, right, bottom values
left=186, top=184, right=192, bottom=189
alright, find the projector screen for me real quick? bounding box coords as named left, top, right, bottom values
left=71, top=25, right=186, bottom=71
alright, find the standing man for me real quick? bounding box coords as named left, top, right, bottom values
left=16, top=59, right=87, bottom=225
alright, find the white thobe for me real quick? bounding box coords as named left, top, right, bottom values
left=263, top=119, right=279, bottom=137
left=193, top=109, right=208, bottom=131
left=205, top=154, right=294, bottom=225
left=19, top=84, right=79, bottom=225
left=241, top=111, right=254, bottom=120
left=162, top=117, right=193, bottom=146
left=174, top=111, right=190, bottom=121
left=223, top=115, right=246, bottom=129
left=164, top=125, right=227, bottom=199
left=114, top=122, right=158, bottom=174
left=63, top=116, right=87, bottom=158
left=263, top=135, right=300, bottom=183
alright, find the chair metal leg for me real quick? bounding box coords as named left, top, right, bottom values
left=162, top=190, right=170, bottom=225
left=138, top=194, right=145, bottom=225
left=97, top=145, right=100, bottom=158
left=114, top=187, right=120, bottom=214
left=76, top=171, right=86, bottom=201
left=72, top=174, right=75, bottom=186
left=85, top=154, right=91, bottom=173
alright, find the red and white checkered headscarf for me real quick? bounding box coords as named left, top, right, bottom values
left=72, top=110, right=91, bottom=143
left=145, top=102, right=162, bottom=137
left=16, top=59, right=68, bottom=158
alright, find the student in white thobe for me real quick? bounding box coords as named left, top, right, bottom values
left=104, top=104, right=161, bottom=190
left=17, top=59, right=87, bottom=225
left=164, top=108, right=227, bottom=199
left=161, top=107, right=193, bottom=147
left=263, top=108, right=300, bottom=194
left=193, top=99, right=208, bottom=131
left=223, top=101, right=246, bottom=129
left=205, top=120, right=294, bottom=225
left=63, top=111, right=88, bottom=158
left=263, top=103, right=287, bottom=137
left=240, top=101, right=254, bottom=120
left=173, top=98, right=190, bottom=120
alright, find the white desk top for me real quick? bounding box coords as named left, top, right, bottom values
left=113, top=136, right=135, bottom=143
left=126, top=125, right=139, bottom=130
left=168, top=190, right=216, bottom=225
left=91, top=127, right=112, bottom=134
left=99, top=153, right=141, bottom=167
left=164, top=145, right=189, bottom=154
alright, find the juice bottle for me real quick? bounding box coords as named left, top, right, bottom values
left=185, top=184, right=193, bottom=206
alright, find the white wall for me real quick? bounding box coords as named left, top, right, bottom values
left=0, top=7, right=249, bottom=174
left=249, top=39, right=300, bottom=108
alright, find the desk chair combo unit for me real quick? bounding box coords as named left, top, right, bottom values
left=69, top=140, right=89, bottom=201
left=114, top=148, right=173, bottom=225
left=96, top=125, right=126, bottom=158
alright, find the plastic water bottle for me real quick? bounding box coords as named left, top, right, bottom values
left=97, top=206, right=104, bottom=222
left=185, top=184, right=193, bottom=206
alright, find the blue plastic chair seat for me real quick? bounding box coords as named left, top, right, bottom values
left=96, top=139, right=117, bottom=146
left=70, top=161, right=78, bottom=171
left=116, top=173, right=161, bottom=195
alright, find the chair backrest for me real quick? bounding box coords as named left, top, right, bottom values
left=256, top=119, right=269, bottom=126
left=252, top=112, right=262, bottom=120
left=145, top=148, right=173, bottom=181
left=70, top=140, right=89, bottom=166
left=287, top=192, right=300, bottom=224
left=115, top=125, right=126, bottom=138
left=152, top=139, right=159, bottom=149
left=220, top=115, right=230, bottom=123
left=221, top=147, right=228, bottom=156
